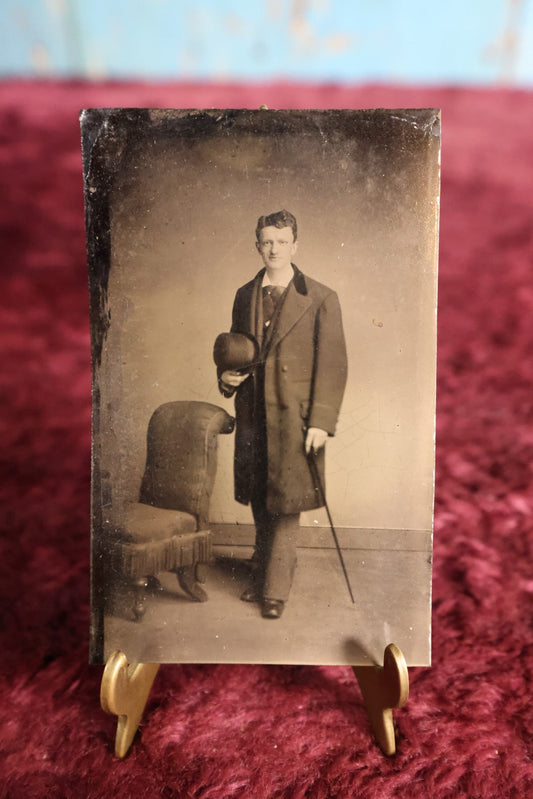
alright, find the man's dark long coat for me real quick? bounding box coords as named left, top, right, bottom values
left=225, top=265, right=347, bottom=515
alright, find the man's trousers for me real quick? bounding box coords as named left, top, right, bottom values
left=251, top=497, right=299, bottom=602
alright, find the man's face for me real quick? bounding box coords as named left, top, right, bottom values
left=256, top=226, right=298, bottom=272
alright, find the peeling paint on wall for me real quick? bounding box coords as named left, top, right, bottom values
left=483, top=0, right=525, bottom=82
left=2, top=0, right=533, bottom=84
left=30, top=42, right=52, bottom=73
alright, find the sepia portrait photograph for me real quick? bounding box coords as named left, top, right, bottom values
left=82, top=108, right=440, bottom=667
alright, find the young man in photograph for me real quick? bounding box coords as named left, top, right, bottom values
left=218, top=210, right=347, bottom=619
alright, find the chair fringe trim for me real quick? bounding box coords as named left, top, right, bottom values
left=116, top=531, right=212, bottom=579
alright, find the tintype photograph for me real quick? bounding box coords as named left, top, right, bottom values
left=82, top=108, right=440, bottom=666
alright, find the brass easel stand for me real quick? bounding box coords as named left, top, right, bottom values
left=353, top=643, right=409, bottom=755
left=100, top=651, right=160, bottom=758
left=101, top=644, right=409, bottom=758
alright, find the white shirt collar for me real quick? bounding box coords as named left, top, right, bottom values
left=261, top=265, right=294, bottom=288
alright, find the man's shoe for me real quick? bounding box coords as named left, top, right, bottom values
left=261, top=599, right=285, bottom=619
left=240, top=585, right=262, bottom=602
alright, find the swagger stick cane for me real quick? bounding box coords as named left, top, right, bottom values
left=307, top=451, right=355, bottom=604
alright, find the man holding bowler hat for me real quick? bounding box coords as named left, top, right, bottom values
left=216, top=210, right=347, bottom=619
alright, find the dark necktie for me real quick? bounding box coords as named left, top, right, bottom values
left=262, top=285, right=284, bottom=328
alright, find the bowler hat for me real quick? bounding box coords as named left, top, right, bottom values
left=213, top=332, right=259, bottom=372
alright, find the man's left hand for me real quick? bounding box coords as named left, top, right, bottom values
left=305, top=427, right=328, bottom=455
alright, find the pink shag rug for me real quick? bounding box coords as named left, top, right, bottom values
left=0, top=81, right=532, bottom=798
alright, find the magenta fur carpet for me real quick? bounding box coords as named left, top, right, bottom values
left=0, top=81, right=532, bottom=798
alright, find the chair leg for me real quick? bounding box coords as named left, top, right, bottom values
left=195, top=563, right=208, bottom=584
left=133, top=577, right=149, bottom=620
left=145, top=575, right=163, bottom=592
left=176, top=565, right=208, bottom=602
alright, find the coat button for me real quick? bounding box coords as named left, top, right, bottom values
left=282, top=365, right=288, bottom=372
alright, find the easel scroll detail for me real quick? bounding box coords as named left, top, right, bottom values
left=353, top=643, right=409, bottom=756
left=100, top=650, right=160, bottom=758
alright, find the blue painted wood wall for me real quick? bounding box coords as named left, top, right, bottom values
left=3, top=0, right=532, bottom=84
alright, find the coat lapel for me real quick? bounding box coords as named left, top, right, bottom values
left=265, top=274, right=312, bottom=353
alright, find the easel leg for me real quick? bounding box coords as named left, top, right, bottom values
left=100, top=650, right=160, bottom=758
left=353, top=643, right=409, bottom=756
left=100, top=645, right=408, bottom=758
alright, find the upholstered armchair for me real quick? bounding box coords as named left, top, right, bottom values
left=107, top=401, right=234, bottom=620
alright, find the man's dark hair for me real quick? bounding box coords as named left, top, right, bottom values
left=256, top=209, right=297, bottom=241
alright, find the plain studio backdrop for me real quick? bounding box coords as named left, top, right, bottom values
left=97, top=109, right=439, bottom=538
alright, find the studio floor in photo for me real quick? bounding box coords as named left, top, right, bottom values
left=103, top=526, right=431, bottom=666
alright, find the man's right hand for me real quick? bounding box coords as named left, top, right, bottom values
left=220, top=370, right=250, bottom=389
